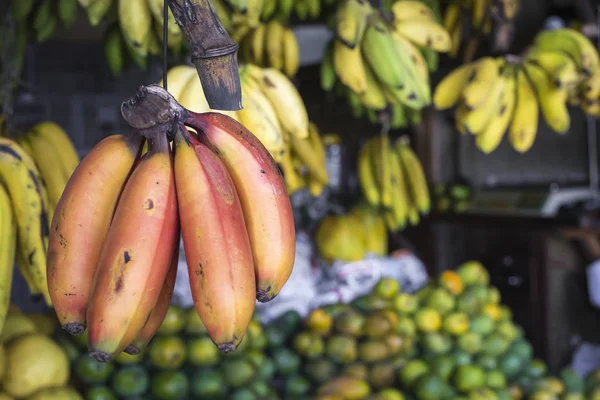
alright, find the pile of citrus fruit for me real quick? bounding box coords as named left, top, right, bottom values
left=58, top=260, right=600, bottom=399
left=60, top=306, right=276, bottom=399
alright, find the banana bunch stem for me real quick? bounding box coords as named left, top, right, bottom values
left=169, top=0, right=242, bottom=111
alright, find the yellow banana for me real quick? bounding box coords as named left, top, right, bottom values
left=0, top=138, right=51, bottom=305
left=0, top=183, right=16, bottom=334
left=391, top=1, right=435, bottom=23
left=29, top=121, right=80, bottom=178
left=476, top=66, right=518, bottom=153
left=250, top=24, right=267, bottom=66
left=393, top=19, right=451, bottom=52
left=522, top=60, right=570, bottom=134
left=335, top=0, right=373, bottom=48
left=396, top=140, right=430, bottom=214
left=461, top=57, right=501, bottom=109
left=358, top=139, right=381, bottom=206
left=333, top=40, right=368, bottom=95
left=509, top=67, right=539, bottom=153
left=434, top=63, right=474, bottom=110
left=282, top=27, right=300, bottom=78
left=388, top=148, right=409, bottom=229
left=119, top=0, right=152, bottom=57
left=265, top=20, right=285, bottom=70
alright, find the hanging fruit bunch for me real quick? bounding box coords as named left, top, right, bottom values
left=162, top=63, right=329, bottom=196
left=443, top=0, right=520, bottom=60
left=320, top=0, right=451, bottom=126
left=357, top=136, right=430, bottom=231
left=0, top=122, right=81, bottom=311
left=434, top=28, right=600, bottom=154
left=46, top=85, right=296, bottom=363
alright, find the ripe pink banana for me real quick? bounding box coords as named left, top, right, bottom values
left=125, top=235, right=180, bottom=355
left=173, top=127, right=256, bottom=352
left=185, top=112, right=295, bottom=303
left=86, top=132, right=178, bottom=362
left=47, top=134, right=143, bottom=336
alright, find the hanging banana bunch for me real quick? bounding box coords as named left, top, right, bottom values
left=434, top=28, right=600, bottom=154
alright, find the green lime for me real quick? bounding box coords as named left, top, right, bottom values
left=398, top=359, right=429, bottom=389
left=482, top=333, right=510, bottom=357
left=148, top=336, right=186, bottom=369
left=326, top=335, right=358, bottom=364
left=452, top=349, right=473, bottom=366
left=414, top=374, right=451, bottom=400
left=457, top=332, right=483, bottom=355
left=422, top=332, right=453, bottom=354
left=184, top=307, right=207, bottom=335
left=429, top=354, right=455, bottom=381
left=374, top=277, right=400, bottom=299
left=85, top=386, right=117, bottom=400
left=156, top=305, right=186, bottom=335
left=486, top=370, right=507, bottom=389
left=453, top=365, right=486, bottom=393
left=272, top=347, right=301, bottom=375
left=222, top=358, right=255, bottom=387
left=285, top=374, right=311, bottom=396
left=110, top=365, right=149, bottom=398
left=425, top=288, right=456, bottom=315
left=74, top=354, right=114, bottom=384
left=191, top=368, right=226, bottom=398
left=248, top=380, right=270, bottom=397
left=304, top=358, right=337, bottom=384
left=476, top=354, right=498, bottom=370
left=255, top=357, right=277, bottom=381
left=114, top=351, right=144, bottom=365
left=188, top=336, right=220, bottom=367
left=470, top=314, right=495, bottom=336
left=151, top=370, right=189, bottom=399
left=230, top=388, right=258, bottom=400
left=394, top=293, right=419, bottom=314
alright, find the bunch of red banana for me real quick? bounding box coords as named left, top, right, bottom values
left=47, top=105, right=295, bottom=362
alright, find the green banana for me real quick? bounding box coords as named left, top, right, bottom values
left=104, top=24, right=125, bottom=77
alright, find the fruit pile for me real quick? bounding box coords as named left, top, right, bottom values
left=443, top=0, right=520, bottom=60
left=46, top=103, right=295, bottom=362
left=321, top=0, right=451, bottom=124
left=357, top=137, right=430, bottom=231
left=434, top=28, right=600, bottom=154
left=0, top=121, right=80, bottom=316
left=0, top=306, right=82, bottom=399
left=255, top=261, right=593, bottom=399
left=62, top=306, right=278, bottom=399
left=164, top=64, right=329, bottom=196
left=315, top=201, right=388, bottom=263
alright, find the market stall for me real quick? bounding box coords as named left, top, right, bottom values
left=1, top=0, right=600, bottom=399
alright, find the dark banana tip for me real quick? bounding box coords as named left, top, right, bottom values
left=123, top=345, right=140, bottom=355
left=256, top=289, right=272, bottom=303
left=89, top=350, right=113, bottom=363
left=217, top=342, right=237, bottom=353
left=62, top=322, right=85, bottom=336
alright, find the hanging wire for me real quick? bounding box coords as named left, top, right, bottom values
left=163, top=0, right=170, bottom=91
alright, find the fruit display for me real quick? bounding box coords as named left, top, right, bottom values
left=163, top=63, right=329, bottom=195
left=0, top=120, right=81, bottom=310
left=61, top=306, right=279, bottom=400
left=357, top=136, right=430, bottom=231
left=0, top=306, right=82, bottom=399
left=46, top=96, right=295, bottom=362
left=315, top=201, right=388, bottom=262
left=434, top=28, right=600, bottom=154
left=253, top=262, right=591, bottom=399
left=320, top=0, right=451, bottom=125
left=442, top=0, right=520, bottom=60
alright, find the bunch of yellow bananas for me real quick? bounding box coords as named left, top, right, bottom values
left=213, top=0, right=328, bottom=37
left=98, top=0, right=185, bottom=76
left=358, top=136, right=430, bottom=232
left=434, top=28, right=600, bottom=154
left=320, top=0, right=451, bottom=126
left=0, top=122, right=80, bottom=313
left=443, top=0, right=520, bottom=59
left=237, top=20, right=300, bottom=78
left=315, top=201, right=388, bottom=263
left=162, top=64, right=326, bottom=195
